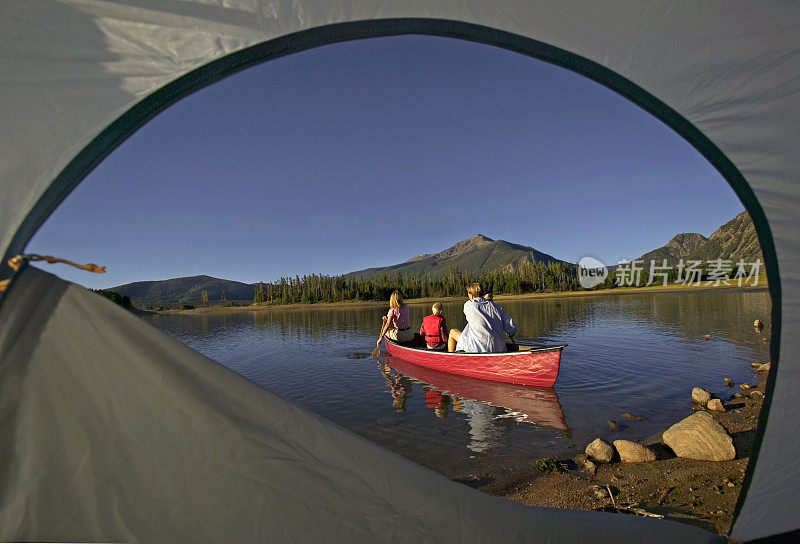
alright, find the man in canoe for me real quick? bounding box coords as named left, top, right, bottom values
left=448, top=283, right=517, bottom=353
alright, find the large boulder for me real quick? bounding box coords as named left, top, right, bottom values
left=585, top=438, right=614, bottom=463
left=662, top=412, right=735, bottom=461
left=613, top=440, right=656, bottom=462
left=692, top=387, right=712, bottom=404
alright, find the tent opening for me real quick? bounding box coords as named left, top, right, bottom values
left=22, top=32, right=777, bottom=538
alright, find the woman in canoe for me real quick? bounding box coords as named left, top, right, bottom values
left=377, top=290, right=414, bottom=348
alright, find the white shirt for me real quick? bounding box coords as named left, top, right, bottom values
left=455, top=297, right=517, bottom=353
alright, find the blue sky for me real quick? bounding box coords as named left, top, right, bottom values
left=28, top=35, right=744, bottom=289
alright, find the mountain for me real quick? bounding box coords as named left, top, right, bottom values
left=635, top=211, right=763, bottom=265
left=638, top=232, right=708, bottom=265
left=111, top=275, right=254, bottom=305
left=344, top=234, right=564, bottom=280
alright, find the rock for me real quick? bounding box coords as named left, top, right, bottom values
left=573, top=453, right=588, bottom=464
left=740, top=383, right=752, bottom=391
left=763, top=337, right=769, bottom=343
left=754, top=319, right=763, bottom=331
left=757, top=362, right=771, bottom=373
left=592, top=486, right=608, bottom=500
left=613, top=440, right=657, bottom=462
left=749, top=390, right=764, bottom=400
left=573, top=454, right=597, bottom=475
left=346, top=353, right=368, bottom=359
left=692, top=387, right=712, bottom=405
left=703, top=334, right=712, bottom=340
left=606, top=419, right=620, bottom=430
left=707, top=398, right=726, bottom=412
left=585, top=438, right=614, bottom=463
left=724, top=377, right=734, bottom=387
left=622, top=413, right=644, bottom=421
left=662, top=412, right=736, bottom=461
left=750, top=361, right=762, bottom=368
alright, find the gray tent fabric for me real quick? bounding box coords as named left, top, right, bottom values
left=0, top=1, right=798, bottom=541
left=0, top=266, right=723, bottom=543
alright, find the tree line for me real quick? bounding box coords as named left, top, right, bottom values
left=251, top=261, right=579, bottom=306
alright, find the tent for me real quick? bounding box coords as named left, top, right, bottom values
left=0, top=2, right=795, bottom=542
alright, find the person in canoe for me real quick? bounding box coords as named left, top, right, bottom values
left=420, top=302, right=449, bottom=350
left=377, top=290, right=414, bottom=348
left=448, top=282, right=517, bottom=352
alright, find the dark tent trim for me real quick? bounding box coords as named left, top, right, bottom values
left=0, top=17, right=781, bottom=535
left=745, top=527, right=800, bottom=544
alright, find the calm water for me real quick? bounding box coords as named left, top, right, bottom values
left=144, top=290, right=771, bottom=490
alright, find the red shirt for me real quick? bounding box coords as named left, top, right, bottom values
left=420, top=314, right=447, bottom=347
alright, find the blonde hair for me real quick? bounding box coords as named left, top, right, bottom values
left=466, top=282, right=482, bottom=298
left=389, top=290, right=404, bottom=309
left=431, top=302, right=443, bottom=315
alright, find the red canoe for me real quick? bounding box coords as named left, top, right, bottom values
left=383, top=338, right=565, bottom=387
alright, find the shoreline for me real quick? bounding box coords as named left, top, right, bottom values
left=160, top=278, right=767, bottom=315
left=496, top=365, right=769, bottom=535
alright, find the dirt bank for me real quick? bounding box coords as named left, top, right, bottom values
left=499, top=370, right=768, bottom=535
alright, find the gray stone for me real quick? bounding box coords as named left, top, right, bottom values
left=662, top=412, right=736, bottom=461
left=613, top=440, right=657, bottom=462
left=749, top=390, right=764, bottom=400
left=585, top=438, right=614, bottom=463
left=692, top=387, right=712, bottom=404
left=592, top=485, right=608, bottom=500
left=707, top=398, right=726, bottom=412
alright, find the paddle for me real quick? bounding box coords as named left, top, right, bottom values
left=373, top=316, right=388, bottom=358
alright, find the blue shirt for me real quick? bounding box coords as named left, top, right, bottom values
left=455, top=297, right=517, bottom=353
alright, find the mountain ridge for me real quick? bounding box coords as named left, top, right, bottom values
left=345, top=234, right=563, bottom=281
left=106, top=212, right=762, bottom=306
left=634, top=211, right=762, bottom=266
left=108, top=234, right=565, bottom=304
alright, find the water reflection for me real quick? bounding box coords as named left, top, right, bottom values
left=173, top=290, right=770, bottom=351
left=379, top=362, right=413, bottom=412
left=383, top=354, right=568, bottom=452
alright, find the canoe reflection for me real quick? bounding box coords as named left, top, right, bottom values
left=383, top=354, right=568, bottom=432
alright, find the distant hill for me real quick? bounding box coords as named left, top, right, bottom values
left=344, top=234, right=564, bottom=280
left=110, top=215, right=761, bottom=307
left=111, top=275, right=254, bottom=305
left=635, top=211, right=763, bottom=265
left=109, top=235, right=565, bottom=306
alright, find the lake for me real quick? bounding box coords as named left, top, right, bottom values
left=143, top=289, right=771, bottom=492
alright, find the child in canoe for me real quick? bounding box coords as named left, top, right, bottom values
left=420, top=302, right=449, bottom=350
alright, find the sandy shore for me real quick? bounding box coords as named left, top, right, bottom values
left=498, top=368, right=768, bottom=534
